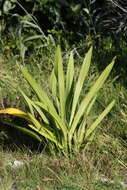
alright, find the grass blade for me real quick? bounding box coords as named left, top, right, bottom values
left=21, top=20, right=40, bottom=30
left=23, top=35, right=44, bottom=42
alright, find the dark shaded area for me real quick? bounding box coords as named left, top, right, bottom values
left=1, top=0, right=127, bottom=41
left=1, top=0, right=127, bottom=71
left=0, top=116, right=46, bottom=152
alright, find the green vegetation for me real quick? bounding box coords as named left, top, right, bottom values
left=0, top=46, right=115, bottom=154
left=0, top=137, right=127, bottom=190
left=0, top=0, right=127, bottom=189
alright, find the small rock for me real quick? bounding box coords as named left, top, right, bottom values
left=119, top=181, right=127, bottom=188
left=13, top=160, right=24, bottom=168
left=8, top=160, right=24, bottom=168
left=100, top=177, right=110, bottom=183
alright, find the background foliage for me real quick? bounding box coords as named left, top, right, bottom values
left=1, top=0, right=127, bottom=48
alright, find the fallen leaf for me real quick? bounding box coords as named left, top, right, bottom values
left=0, top=161, right=4, bottom=167
left=42, top=177, right=53, bottom=183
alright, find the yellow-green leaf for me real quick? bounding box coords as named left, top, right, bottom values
left=0, top=108, right=27, bottom=118
left=69, top=58, right=115, bottom=145
left=66, top=51, right=74, bottom=99
left=69, top=46, right=92, bottom=125
left=85, top=100, right=115, bottom=139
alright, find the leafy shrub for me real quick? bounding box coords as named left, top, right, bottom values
left=1, top=1, right=126, bottom=39
left=0, top=46, right=115, bottom=154
left=1, top=0, right=127, bottom=57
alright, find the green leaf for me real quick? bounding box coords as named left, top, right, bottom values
left=20, top=89, right=34, bottom=116
left=20, top=90, right=49, bottom=125
left=20, top=66, right=57, bottom=116
left=69, top=58, right=115, bottom=145
left=86, top=95, right=97, bottom=115
left=23, top=35, right=44, bottom=42
left=34, top=101, right=67, bottom=132
left=75, top=119, right=87, bottom=151
left=55, top=46, right=66, bottom=121
left=49, top=70, right=57, bottom=99
left=13, top=125, right=42, bottom=142
left=77, top=119, right=87, bottom=144
left=69, top=46, right=92, bottom=125
left=85, top=100, right=115, bottom=139
left=1, top=121, right=42, bottom=142
left=28, top=124, right=62, bottom=148
left=34, top=100, right=68, bottom=149
left=66, top=51, right=74, bottom=99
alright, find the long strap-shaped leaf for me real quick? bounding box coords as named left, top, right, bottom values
left=34, top=101, right=68, bottom=148
left=20, top=89, right=49, bottom=125
left=1, top=120, right=42, bottom=142
left=20, top=66, right=57, bottom=116
left=34, top=101, right=67, bottom=132
left=75, top=119, right=87, bottom=151
left=0, top=108, right=57, bottom=144
left=0, top=108, right=29, bottom=120
left=34, top=101, right=68, bottom=150
left=55, top=46, right=66, bottom=121
left=69, top=58, right=115, bottom=145
left=27, top=113, right=55, bottom=137
left=69, top=47, right=92, bottom=125
left=49, top=70, right=57, bottom=98
left=28, top=124, right=62, bottom=149
left=85, top=100, right=115, bottom=139
left=66, top=51, right=74, bottom=99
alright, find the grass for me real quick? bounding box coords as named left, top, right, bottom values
left=0, top=45, right=127, bottom=189
left=0, top=139, right=127, bottom=190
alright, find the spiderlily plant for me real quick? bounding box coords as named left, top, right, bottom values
left=0, top=46, right=115, bottom=154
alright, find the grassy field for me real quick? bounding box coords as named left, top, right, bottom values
left=0, top=140, right=127, bottom=190
left=0, top=46, right=127, bottom=190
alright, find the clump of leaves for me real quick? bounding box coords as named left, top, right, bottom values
left=0, top=46, right=115, bottom=154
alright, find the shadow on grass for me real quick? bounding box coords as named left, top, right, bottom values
left=0, top=116, right=47, bottom=153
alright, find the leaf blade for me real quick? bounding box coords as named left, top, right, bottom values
left=66, top=51, right=74, bottom=98
left=20, top=66, right=58, bottom=116
left=69, top=46, right=92, bottom=125
left=55, top=46, right=66, bottom=120
left=20, top=89, right=49, bottom=125
left=85, top=100, right=115, bottom=139
left=69, top=58, right=115, bottom=145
